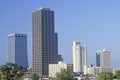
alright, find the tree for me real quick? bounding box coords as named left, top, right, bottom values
left=85, top=74, right=89, bottom=80
left=0, top=74, right=1, bottom=80
left=116, top=70, right=120, bottom=80
left=0, top=63, right=24, bottom=80
left=31, top=73, right=39, bottom=80
left=98, top=72, right=113, bottom=80
left=113, top=75, right=117, bottom=79
left=55, top=69, right=73, bottom=80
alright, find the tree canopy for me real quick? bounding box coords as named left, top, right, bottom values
left=55, top=69, right=73, bottom=80
left=31, top=73, right=39, bottom=80
left=85, top=74, right=89, bottom=80
left=98, top=72, right=113, bottom=80
left=116, top=70, right=120, bottom=80
left=0, top=63, right=24, bottom=80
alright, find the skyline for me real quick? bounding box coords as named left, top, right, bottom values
left=0, top=0, right=120, bottom=67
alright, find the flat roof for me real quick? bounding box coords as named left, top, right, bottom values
left=8, top=33, right=27, bottom=37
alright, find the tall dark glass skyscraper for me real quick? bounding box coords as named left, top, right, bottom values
left=32, top=8, right=61, bottom=76
left=8, top=33, right=28, bottom=70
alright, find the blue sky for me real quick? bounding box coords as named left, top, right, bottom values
left=0, top=0, right=120, bottom=67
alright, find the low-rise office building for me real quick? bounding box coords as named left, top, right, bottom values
left=94, top=67, right=113, bottom=75
left=49, top=61, right=73, bottom=78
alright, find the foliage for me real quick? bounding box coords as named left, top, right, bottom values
left=55, top=69, right=73, bottom=80
left=116, top=70, right=120, bottom=80
left=85, top=74, right=89, bottom=80
left=0, top=62, right=24, bottom=80
left=113, top=75, right=117, bottom=79
left=31, top=73, right=39, bottom=80
left=98, top=72, right=113, bottom=80
left=0, top=74, right=1, bottom=80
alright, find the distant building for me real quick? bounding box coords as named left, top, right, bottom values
left=112, top=68, right=120, bottom=75
left=96, top=49, right=111, bottom=67
left=84, top=66, right=113, bottom=76
left=49, top=61, right=73, bottom=78
left=84, top=64, right=95, bottom=75
left=84, top=66, right=120, bottom=76
left=94, top=67, right=113, bottom=75
left=57, top=55, right=64, bottom=61
left=8, top=33, right=28, bottom=70
left=32, top=8, right=62, bottom=76
left=73, top=41, right=87, bottom=73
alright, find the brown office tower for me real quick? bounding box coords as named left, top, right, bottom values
left=32, top=8, right=61, bottom=77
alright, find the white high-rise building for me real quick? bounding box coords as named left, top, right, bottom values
left=73, top=41, right=87, bottom=73
left=96, top=49, right=111, bottom=67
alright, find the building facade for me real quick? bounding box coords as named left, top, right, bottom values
left=96, top=49, right=111, bottom=67
left=49, top=61, right=73, bottom=78
left=72, top=41, right=87, bottom=73
left=8, top=33, right=28, bottom=70
left=32, top=8, right=61, bottom=76
left=94, top=67, right=113, bottom=75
